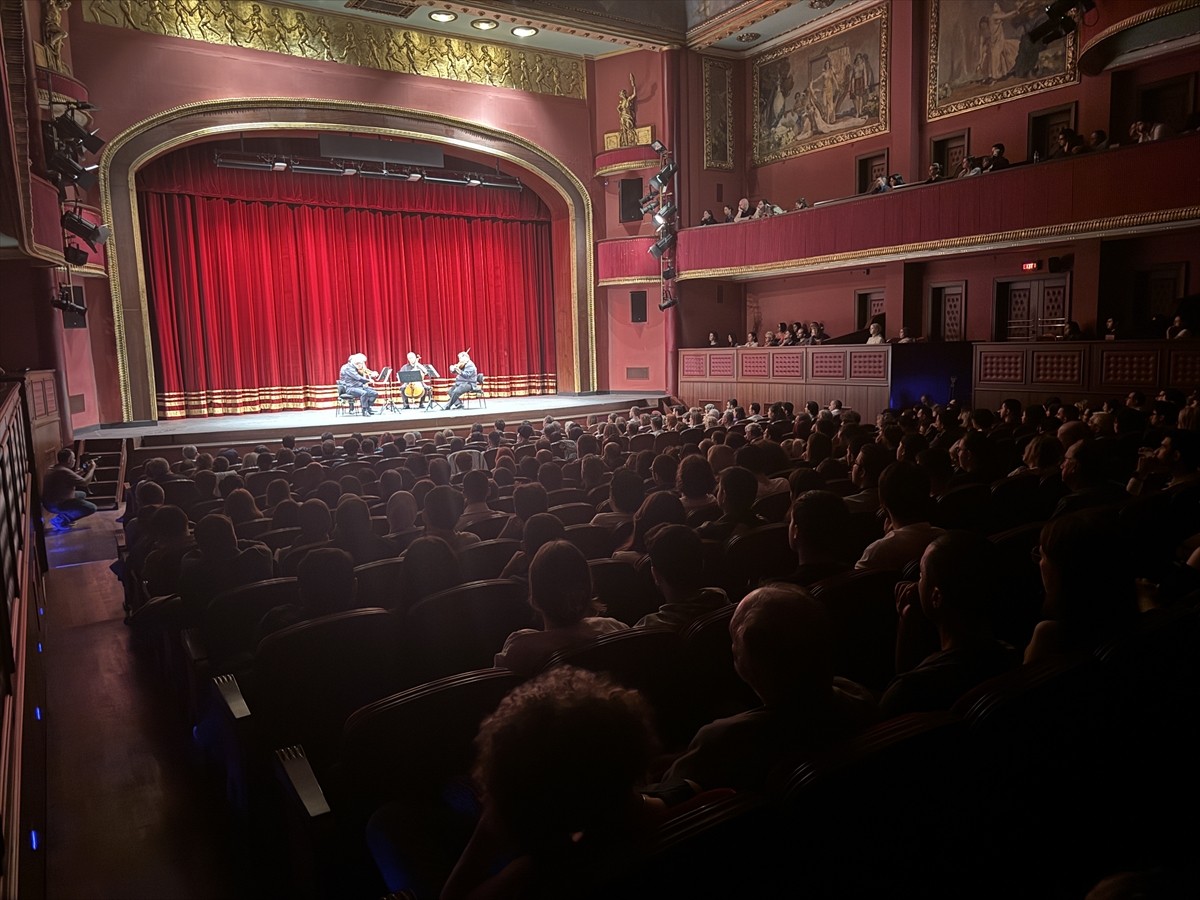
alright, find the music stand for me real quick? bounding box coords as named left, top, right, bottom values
left=376, top=367, right=397, bottom=412
left=399, top=369, right=440, bottom=410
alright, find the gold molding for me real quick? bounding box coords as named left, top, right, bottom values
left=81, top=0, right=586, bottom=99
left=1079, top=0, right=1200, bottom=62
left=686, top=0, right=792, bottom=49
left=98, top=98, right=596, bottom=421
left=751, top=3, right=889, bottom=166
left=594, top=158, right=659, bottom=177
left=677, top=206, right=1200, bottom=282
left=927, top=0, right=1080, bottom=122
left=597, top=275, right=659, bottom=287
left=603, top=126, right=653, bottom=151
left=703, top=57, right=734, bottom=171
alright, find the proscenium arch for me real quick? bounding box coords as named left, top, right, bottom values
left=99, top=98, right=596, bottom=422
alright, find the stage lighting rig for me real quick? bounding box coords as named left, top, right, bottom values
left=1029, top=0, right=1095, bottom=45
left=61, top=210, right=111, bottom=251
left=52, top=110, right=105, bottom=155
left=50, top=284, right=87, bottom=317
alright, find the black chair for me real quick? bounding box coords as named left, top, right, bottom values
left=460, top=374, right=486, bottom=408
left=751, top=490, right=791, bottom=523
left=459, top=539, right=521, bottom=581
left=161, top=478, right=200, bottom=513
left=588, top=558, right=662, bottom=626
left=460, top=513, right=510, bottom=541
left=353, top=557, right=405, bottom=611
left=564, top=524, right=616, bottom=560
left=257, top=526, right=302, bottom=551
left=679, top=605, right=758, bottom=728
left=933, top=482, right=992, bottom=532
left=989, top=473, right=1040, bottom=532
left=809, top=568, right=902, bottom=692
left=202, top=577, right=301, bottom=673
left=722, top=524, right=793, bottom=598
left=546, top=487, right=589, bottom=506
left=549, top=502, right=596, bottom=526
left=407, top=579, right=534, bottom=680
left=336, top=391, right=359, bottom=416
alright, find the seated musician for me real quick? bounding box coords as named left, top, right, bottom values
left=337, top=352, right=379, bottom=416
left=446, top=350, right=479, bottom=410
left=398, top=351, right=437, bottom=409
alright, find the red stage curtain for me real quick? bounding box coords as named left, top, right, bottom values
left=138, top=147, right=556, bottom=418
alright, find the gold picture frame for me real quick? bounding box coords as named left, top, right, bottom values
left=927, top=0, right=1079, bottom=122
left=703, top=57, right=734, bottom=171
left=751, top=3, right=889, bottom=167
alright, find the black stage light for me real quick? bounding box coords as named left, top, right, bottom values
left=64, top=243, right=89, bottom=266
left=61, top=211, right=111, bottom=251
left=50, top=284, right=87, bottom=317
left=662, top=265, right=676, bottom=281
left=648, top=231, right=676, bottom=260
left=49, top=152, right=98, bottom=188
left=53, top=112, right=105, bottom=154
left=649, top=161, right=678, bottom=191
left=650, top=139, right=667, bottom=153
left=653, top=203, right=677, bottom=229
left=658, top=294, right=678, bottom=312
left=214, top=155, right=275, bottom=171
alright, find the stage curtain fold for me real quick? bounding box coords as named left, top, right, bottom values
left=138, top=149, right=557, bottom=418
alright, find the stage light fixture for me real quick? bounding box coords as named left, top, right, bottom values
left=471, top=19, right=498, bottom=30
left=341, top=164, right=358, bottom=176
left=429, top=11, right=457, bottom=22
left=466, top=175, right=483, bottom=186
left=639, top=198, right=658, bottom=216
left=512, top=26, right=538, bottom=37
left=650, top=139, right=667, bottom=154
left=52, top=112, right=105, bottom=155
left=50, top=285, right=87, bottom=317
left=407, top=171, right=423, bottom=182
left=658, top=294, right=678, bottom=312
left=289, top=161, right=346, bottom=176
left=272, top=159, right=289, bottom=172
left=648, top=232, right=676, bottom=260
left=49, top=152, right=99, bottom=189
left=649, top=161, right=678, bottom=191
left=662, top=265, right=676, bottom=281
left=64, top=243, right=89, bottom=266
left=215, top=155, right=275, bottom=171
left=61, top=211, right=111, bottom=251
left=653, top=203, right=677, bottom=229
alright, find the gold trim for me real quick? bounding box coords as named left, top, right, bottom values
left=677, top=206, right=1200, bottom=281
left=597, top=276, right=659, bottom=287
left=1080, top=0, right=1200, bottom=58
left=603, top=126, right=653, bottom=151
left=927, top=0, right=1080, bottom=122
left=594, top=158, right=660, bottom=177
left=687, top=0, right=792, bottom=49
left=703, top=57, right=734, bottom=171
left=751, top=3, right=889, bottom=166
left=99, top=98, right=596, bottom=422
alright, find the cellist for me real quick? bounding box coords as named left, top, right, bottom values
left=398, top=351, right=438, bottom=409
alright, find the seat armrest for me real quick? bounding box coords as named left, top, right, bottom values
left=181, top=627, right=208, bottom=665
left=275, top=745, right=332, bottom=818
left=213, top=673, right=251, bottom=719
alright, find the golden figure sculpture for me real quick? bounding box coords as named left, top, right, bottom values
left=42, top=0, right=72, bottom=71
left=618, top=73, right=638, bottom=146
left=82, top=0, right=585, bottom=99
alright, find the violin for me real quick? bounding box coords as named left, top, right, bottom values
left=355, top=361, right=380, bottom=381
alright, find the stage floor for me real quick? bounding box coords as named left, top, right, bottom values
left=93, top=392, right=667, bottom=448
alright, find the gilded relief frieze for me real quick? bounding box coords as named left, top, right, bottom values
left=82, top=0, right=586, bottom=99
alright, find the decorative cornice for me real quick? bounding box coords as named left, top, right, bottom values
left=686, top=1, right=791, bottom=49
left=594, top=158, right=659, bottom=177
left=1079, top=0, right=1200, bottom=74
left=1080, top=0, right=1200, bottom=57
left=677, top=206, right=1200, bottom=282
left=82, top=0, right=586, bottom=99
left=597, top=275, right=659, bottom=287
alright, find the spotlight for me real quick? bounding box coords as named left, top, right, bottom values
left=429, top=11, right=457, bottom=22
left=64, top=243, right=89, bottom=266
left=289, top=161, right=346, bottom=176
left=272, top=159, right=289, bottom=172
left=658, top=294, right=678, bottom=312
left=512, top=26, right=538, bottom=37
left=407, top=171, right=423, bottom=182
left=653, top=203, right=677, bottom=229
left=49, top=152, right=98, bottom=188
left=215, top=155, right=275, bottom=171
left=466, top=175, right=482, bottom=186
left=50, top=285, right=87, bottom=317
left=61, top=211, right=111, bottom=251
left=341, top=164, right=358, bottom=176
left=52, top=112, right=105, bottom=154
left=662, top=265, right=676, bottom=281
left=648, top=232, right=676, bottom=260
left=650, top=139, right=667, bottom=154
left=639, top=198, right=658, bottom=216
left=649, top=161, right=678, bottom=191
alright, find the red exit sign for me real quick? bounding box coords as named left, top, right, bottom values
left=1021, top=260, right=1043, bottom=272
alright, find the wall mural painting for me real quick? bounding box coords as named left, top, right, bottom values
left=752, top=3, right=888, bottom=167
left=703, top=57, right=733, bottom=171
left=928, top=0, right=1079, bottom=121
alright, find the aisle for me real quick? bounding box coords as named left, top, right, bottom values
left=42, top=510, right=241, bottom=900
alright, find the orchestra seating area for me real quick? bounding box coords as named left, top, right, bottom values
left=86, top=396, right=1200, bottom=898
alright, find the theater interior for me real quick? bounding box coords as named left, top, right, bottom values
left=1, top=0, right=1200, bottom=897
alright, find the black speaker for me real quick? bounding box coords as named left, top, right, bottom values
left=61, top=285, right=87, bottom=329
left=619, top=178, right=644, bottom=223
left=630, top=290, right=647, bottom=323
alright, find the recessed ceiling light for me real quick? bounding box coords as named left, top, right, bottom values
left=471, top=19, right=498, bottom=31
left=429, top=11, right=457, bottom=23
left=735, top=32, right=761, bottom=43
left=511, top=26, right=538, bottom=38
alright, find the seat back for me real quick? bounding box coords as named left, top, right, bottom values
left=989, top=473, right=1040, bottom=532
left=628, top=433, right=655, bottom=452
left=546, top=487, right=588, bottom=506
left=245, top=470, right=285, bottom=498
left=809, top=568, right=901, bottom=692
left=353, top=557, right=405, bottom=610
left=254, top=609, right=410, bottom=770
left=679, top=605, right=758, bottom=727
left=932, top=482, right=993, bottom=532
left=653, top=430, right=681, bottom=452
left=541, top=626, right=690, bottom=746
left=588, top=559, right=662, bottom=626
left=161, top=479, right=200, bottom=513
left=257, top=526, right=301, bottom=551
left=548, top=502, right=596, bottom=527
left=564, top=523, right=616, bottom=560
left=407, top=580, right=534, bottom=680
left=751, top=490, right=791, bottom=523
left=459, top=539, right=521, bottom=581
left=722, top=524, right=792, bottom=597
left=234, top=517, right=271, bottom=540
left=459, top=513, right=510, bottom=541
left=204, top=577, right=300, bottom=670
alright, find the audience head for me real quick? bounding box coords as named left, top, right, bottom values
left=385, top=491, right=417, bottom=532
left=271, top=499, right=300, bottom=529
left=716, top=465, right=758, bottom=516
left=223, top=488, right=261, bottom=523
left=529, top=541, right=596, bottom=627
left=647, top=524, right=706, bottom=594
left=148, top=504, right=189, bottom=542
left=623, top=492, right=685, bottom=553
left=1024, top=433, right=1065, bottom=472
left=462, top=469, right=491, bottom=505
left=404, top=536, right=463, bottom=604
left=194, top=514, right=239, bottom=560
left=512, top=482, right=549, bottom=522
left=919, top=531, right=1001, bottom=634
left=423, top=485, right=464, bottom=532
left=135, top=479, right=165, bottom=511
left=472, top=666, right=656, bottom=858
left=608, top=468, right=646, bottom=515
left=333, top=495, right=373, bottom=538
left=1038, top=511, right=1137, bottom=645
left=676, top=454, right=716, bottom=500
left=731, top=584, right=834, bottom=707
left=879, top=461, right=933, bottom=525
left=789, top=490, right=851, bottom=560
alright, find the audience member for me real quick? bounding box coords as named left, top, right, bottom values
left=43, top=447, right=98, bottom=530
left=856, top=462, right=944, bottom=571
left=638, top=525, right=729, bottom=629
left=695, top=466, right=765, bottom=543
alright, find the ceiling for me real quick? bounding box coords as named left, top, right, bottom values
left=280, top=0, right=867, bottom=58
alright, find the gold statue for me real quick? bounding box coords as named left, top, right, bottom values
left=42, top=0, right=72, bottom=71
left=618, top=73, right=638, bottom=147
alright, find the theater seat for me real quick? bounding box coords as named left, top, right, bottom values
left=407, top=579, right=534, bottom=680
left=809, top=568, right=901, bottom=692
left=459, top=513, right=510, bottom=541
left=564, top=523, right=616, bottom=560
left=679, top=605, right=758, bottom=727
left=722, top=524, right=793, bottom=598
left=202, top=577, right=301, bottom=674
left=588, top=558, right=662, bottom=626
left=549, top=502, right=597, bottom=526
left=353, top=558, right=405, bottom=611
left=458, top=539, right=520, bottom=581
